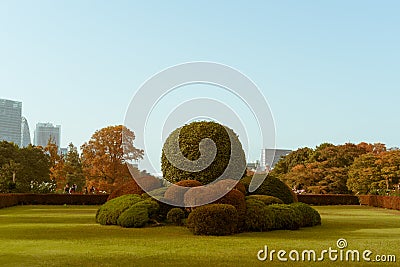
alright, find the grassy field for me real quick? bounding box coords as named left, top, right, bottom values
left=0, top=205, right=399, bottom=267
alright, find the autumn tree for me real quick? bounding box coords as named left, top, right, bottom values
left=274, top=142, right=379, bottom=194
left=44, top=138, right=66, bottom=190
left=347, top=150, right=400, bottom=194
left=81, top=125, right=144, bottom=193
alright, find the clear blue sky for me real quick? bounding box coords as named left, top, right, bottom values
left=1, top=1, right=399, bottom=171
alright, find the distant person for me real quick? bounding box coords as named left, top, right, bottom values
left=69, top=184, right=77, bottom=194
left=64, top=183, right=70, bottom=194
left=84, top=186, right=89, bottom=194
left=90, top=186, right=96, bottom=194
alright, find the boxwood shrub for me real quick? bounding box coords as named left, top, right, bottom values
left=117, top=204, right=149, bottom=228
left=244, top=198, right=275, bottom=232
left=246, top=195, right=284, bottom=205
left=167, top=208, right=185, bottom=226
left=265, top=204, right=302, bottom=230
left=187, top=204, right=238, bottom=236
left=213, top=189, right=246, bottom=231
left=96, top=194, right=143, bottom=225
left=241, top=174, right=296, bottom=204
left=290, top=202, right=321, bottom=227
left=161, top=121, right=246, bottom=185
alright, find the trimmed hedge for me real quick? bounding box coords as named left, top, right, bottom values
left=297, top=194, right=359, bottom=205
left=246, top=195, right=284, bottom=205
left=241, top=174, right=296, bottom=204
left=213, top=189, right=246, bottom=231
left=290, top=202, right=321, bottom=227
left=187, top=204, right=238, bottom=236
left=265, top=204, right=302, bottom=230
left=244, top=198, right=275, bottom=232
left=0, top=194, right=109, bottom=209
left=161, top=121, right=246, bottom=185
left=96, top=194, right=143, bottom=225
left=0, top=194, right=19, bottom=209
left=359, top=195, right=400, bottom=210
left=117, top=204, right=150, bottom=228
left=167, top=208, right=185, bottom=226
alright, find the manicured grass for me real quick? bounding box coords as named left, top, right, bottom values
left=0, top=205, right=399, bottom=266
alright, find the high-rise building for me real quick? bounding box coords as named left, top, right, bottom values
left=0, top=98, right=22, bottom=145
left=21, top=116, right=31, bottom=147
left=34, top=123, right=61, bottom=148
left=260, top=148, right=292, bottom=169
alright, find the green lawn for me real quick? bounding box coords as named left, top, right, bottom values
left=0, top=205, right=399, bottom=267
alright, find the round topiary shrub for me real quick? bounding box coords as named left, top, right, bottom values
left=246, top=195, right=284, bottom=205
left=117, top=204, right=149, bottom=228
left=96, top=194, right=143, bottom=225
left=244, top=198, right=275, bottom=232
left=167, top=208, right=185, bottom=226
left=290, top=202, right=321, bottom=227
left=164, top=180, right=203, bottom=205
left=187, top=204, right=238, bottom=236
left=265, top=204, right=302, bottom=230
left=213, top=189, right=246, bottom=231
left=161, top=121, right=246, bottom=185
left=241, top=174, right=296, bottom=204
left=135, top=199, right=159, bottom=219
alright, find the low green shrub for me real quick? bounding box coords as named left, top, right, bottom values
left=117, top=204, right=149, bottom=228
left=167, top=208, right=185, bottom=226
left=96, top=194, right=143, bottom=225
left=244, top=198, right=275, bottom=232
left=246, top=195, right=284, bottom=205
left=265, top=204, right=302, bottom=230
left=241, top=174, right=296, bottom=204
left=187, top=204, right=238, bottom=236
left=290, top=202, right=321, bottom=227
left=213, top=189, right=246, bottom=231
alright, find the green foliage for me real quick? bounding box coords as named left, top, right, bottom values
left=96, top=194, right=143, bottom=225
left=265, top=204, right=302, bottom=230
left=244, top=198, right=275, bottom=232
left=135, top=199, right=159, bottom=219
left=246, top=195, right=284, bottom=205
left=187, top=204, right=238, bottom=236
left=213, top=189, right=246, bottom=231
left=161, top=121, right=246, bottom=185
left=290, top=202, right=321, bottom=227
left=117, top=204, right=149, bottom=228
left=241, top=174, right=295, bottom=204
left=63, top=143, right=85, bottom=190
left=0, top=142, right=50, bottom=193
left=167, top=208, right=185, bottom=226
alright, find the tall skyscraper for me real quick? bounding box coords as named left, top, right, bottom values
left=34, top=123, right=61, bottom=148
left=260, top=148, right=292, bottom=169
left=0, top=98, right=22, bottom=145
left=21, top=116, right=31, bottom=147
